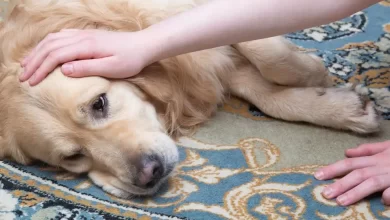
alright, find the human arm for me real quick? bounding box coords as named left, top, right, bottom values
left=145, top=0, right=381, bottom=63
left=21, top=0, right=381, bottom=85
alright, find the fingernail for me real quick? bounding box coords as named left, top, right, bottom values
left=315, top=171, right=324, bottom=180
left=62, top=63, right=74, bottom=75
left=337, top=195, right=348, bottom=206
left=28, top=75, right=36, bottom=86
left=323, top=187, right=334, bottom=198
left=19, top=72, right=26, bottom=81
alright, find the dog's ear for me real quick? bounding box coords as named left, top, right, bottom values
left=127, top=58, right=217, bottom=136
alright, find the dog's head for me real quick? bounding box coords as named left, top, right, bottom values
left=0, top=0, right=222, bottom=198
left=0, top=65, right=179, bottom=198
left=0, top=0, right=184, bottom=199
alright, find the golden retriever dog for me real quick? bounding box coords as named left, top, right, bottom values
left=0, top=0, right=380, bottom=198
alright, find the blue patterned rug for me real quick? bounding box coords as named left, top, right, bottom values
left=1, top=1, right=390, bottom=220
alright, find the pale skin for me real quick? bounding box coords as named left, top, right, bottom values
left=19, top=0, right=389, bottom=206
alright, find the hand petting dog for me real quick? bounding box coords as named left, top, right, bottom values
left=20, top=29, right=154, bottom=86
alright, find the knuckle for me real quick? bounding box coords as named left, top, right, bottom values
left=72, top=62, right=83, bottom=74
left=366, top=147, right=377, bottom=155
left=352, top=170, right=367, bottom=182
left=368, top=176, right=384, bottom=189
left=47, top=52, right=60, bottom=62
left=83, top=38, right=96, bottom=52
left=343, top=158, right=354, bottom=168
left=361, top=147, right=372, bottom=155
left=41, top=42, right=54, bottom=53
left=320, top=166, right=335, bottom=177
left=333, top=181, right=344, bottom=192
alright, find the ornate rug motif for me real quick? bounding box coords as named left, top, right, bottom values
left=1, top=1, right=390, bottom=220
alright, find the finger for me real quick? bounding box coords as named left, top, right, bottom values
left=22, top=31, right=80, bottom=66
left=335, top=173, right=390, bottom=206
left=23, top=31, right=83, bottom=66
left=382, top=187, right=390, bottom=206
left=61, top=56, right=119, bottom=78
left=322, top=166, right=388, bottom=199
left=346, top=141, right=390, bottom=158
left=314, top=156, right=377, bottom=180
left=21, top=37, right=86, bottom=82
left=28, top=39, right=98, bottom=86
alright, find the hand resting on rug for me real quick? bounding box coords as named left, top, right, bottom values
left=315, top=141, right=390, bottom=206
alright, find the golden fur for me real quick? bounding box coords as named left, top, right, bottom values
left=0, top=0, right=381, bottom=197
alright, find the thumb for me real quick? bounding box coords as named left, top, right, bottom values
left=61, top=56, right=121, bottom=78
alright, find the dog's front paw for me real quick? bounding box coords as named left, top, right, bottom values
left=326, top=88, right=380, bottom=134
left=88, top=171, right=132, bottom=199
left=345, top=100, right=380, bottom=134
left=101, top=183, right=132, bottom=199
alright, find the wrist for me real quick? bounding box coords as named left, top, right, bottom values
left=139, top=25, right=171, bottom=65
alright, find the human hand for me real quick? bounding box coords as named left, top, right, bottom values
left=20, top=29, right=157, bottom=86
left=314, top=140, right=390, bottom=206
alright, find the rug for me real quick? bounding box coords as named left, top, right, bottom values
left=1, top=1, right=390, bottom=220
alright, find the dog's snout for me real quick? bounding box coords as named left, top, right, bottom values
left=136, top=155, right=164, bottom=188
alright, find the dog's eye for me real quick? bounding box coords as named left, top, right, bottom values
left=64, top=153, right=84, bottom=161
left=91, top=93, right=108, bottom=118
left=92, top=94, right=107, bottom=112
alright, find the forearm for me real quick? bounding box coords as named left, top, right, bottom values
left=144, top=0, right=380, bottom=63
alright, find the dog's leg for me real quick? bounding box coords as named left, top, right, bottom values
left=233, top=36, right=332, bottom=87
left=229, top=66, right=380, bottom=134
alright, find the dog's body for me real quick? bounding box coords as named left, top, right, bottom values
left=0, top=0, right=380, bottom=198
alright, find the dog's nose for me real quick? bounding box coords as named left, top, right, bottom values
left=136, top=155, right=164, bottom=188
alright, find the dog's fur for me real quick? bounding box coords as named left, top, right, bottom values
left=0, top=0, right=380, bottom=198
